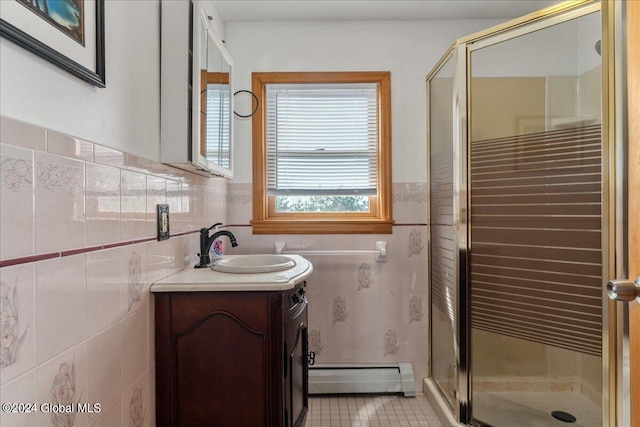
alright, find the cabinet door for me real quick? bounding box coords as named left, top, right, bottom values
left=285, top=305, right=309, bottom=427
left=156, top=293, right=282, bottom=427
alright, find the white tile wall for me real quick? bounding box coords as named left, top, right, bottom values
left=0, top=263, right=36, bottom=385
left=86, top=163, right=122, bottom=246
left=0, top=144, right=34, bottom=259
left=0, top=370, right=36, bottom=427
left=86, top=249, right=123, bottom=336
left=120, top=171, right=147, bottom=241
left=0, top=115, right=228, bottom=426
left=227, top=181, right=429, bottom=391
left=35, top=342, right=89, bottom=427
left=34, top=151, right=85, bottom=253
left=35, top=255, right=87, bottom=365
left=86, top=322, right=123, bottom=418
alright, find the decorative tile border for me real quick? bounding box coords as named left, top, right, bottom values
left=35, top=160, right=83, bottom=193
left=1, top=115, right=228, bottom=268
left=0, top=223, right=198, bottom=269
left=0, top=156, right=33, bottom=191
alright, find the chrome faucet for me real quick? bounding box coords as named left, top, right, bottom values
left=195, top=223, right=238, bottom=268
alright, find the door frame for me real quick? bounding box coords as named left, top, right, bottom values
left=604, top=0, right=634, bottom=425
left=627, top=0, right=639, bottom=422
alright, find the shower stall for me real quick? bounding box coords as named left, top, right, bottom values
left=426, top=1, right=629, bottom=426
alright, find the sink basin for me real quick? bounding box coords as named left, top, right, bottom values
left=211, top=254, right=296, bottom=274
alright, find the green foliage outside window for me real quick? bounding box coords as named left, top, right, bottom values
left=275, top=196, right=369, bottom=212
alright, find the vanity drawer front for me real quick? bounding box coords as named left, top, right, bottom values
left=167, top=292, right=280, bottom=334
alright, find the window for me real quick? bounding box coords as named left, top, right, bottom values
left=251, top=72, right=393, bottom=234
left=203, top=72, right=231, bottom=168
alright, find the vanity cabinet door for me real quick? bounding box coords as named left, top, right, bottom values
left=155, top=292, right=283, bottom=427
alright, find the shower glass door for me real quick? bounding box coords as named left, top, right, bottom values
left=428, top=53, right=457, bottom=408
left=468, top=8, right=603, bottom=426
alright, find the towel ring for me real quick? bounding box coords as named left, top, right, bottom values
left=233, top=90, right=259, bottom=118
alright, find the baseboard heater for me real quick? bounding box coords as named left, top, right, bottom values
left=308, top=363, right=415, bottom=397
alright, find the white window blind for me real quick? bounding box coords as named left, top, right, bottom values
left=265, top=83, right=379, bottom=196
left=206, top=84, right=230, bottom=167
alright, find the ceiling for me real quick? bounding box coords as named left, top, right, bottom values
left=212, top=0, right=562, bottom=23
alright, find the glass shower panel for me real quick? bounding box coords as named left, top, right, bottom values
left=428, top=54, right=456, bottom=407
left=469, top=11, right=603, bottom=427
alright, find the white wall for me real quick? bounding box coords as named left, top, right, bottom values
left=199, top=0, right=226, bottom=42
left=225, top=19, right=502, bottom=183
left=0, top=1, right=161, bottom=161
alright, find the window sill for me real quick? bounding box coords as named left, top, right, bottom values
left=251, top=219, right=394, bottom=235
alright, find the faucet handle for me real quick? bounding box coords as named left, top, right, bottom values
left=206, top=222, right=224, bottom=231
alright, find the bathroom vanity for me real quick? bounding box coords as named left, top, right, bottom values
left=151, top=255, right=313, bottom=427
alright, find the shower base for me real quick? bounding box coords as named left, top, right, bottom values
left=424, top=378, right=602, bottom=427
left=473, top=390, right=601, bottom=427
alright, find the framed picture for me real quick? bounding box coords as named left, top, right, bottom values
left=0, top=0, right=105, bottom=87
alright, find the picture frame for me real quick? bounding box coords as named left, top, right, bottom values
left=0, top=0, right=105, bottom=87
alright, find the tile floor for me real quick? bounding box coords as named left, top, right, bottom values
left=307, top=394, right=443, bottom=427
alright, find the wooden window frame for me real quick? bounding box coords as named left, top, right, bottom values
left=251, top=71, right=393, bottom=234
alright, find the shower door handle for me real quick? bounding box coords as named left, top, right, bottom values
left=606, top=277, right=640, bottom=302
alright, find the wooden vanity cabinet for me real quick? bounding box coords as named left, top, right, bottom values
left=154, top=282, right=308, bottom=427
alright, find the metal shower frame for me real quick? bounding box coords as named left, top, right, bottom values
left=425, top=1, right=630, bottom=425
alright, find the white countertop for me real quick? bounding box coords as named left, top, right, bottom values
left=150, top=255, right=313, bottom=292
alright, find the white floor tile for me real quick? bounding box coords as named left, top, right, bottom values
left=307, top=395, right=442, bottom=427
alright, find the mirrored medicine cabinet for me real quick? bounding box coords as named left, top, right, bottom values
left=161, top=0, right=234, bottom=178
